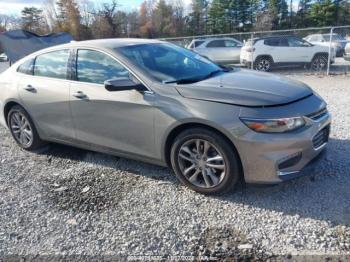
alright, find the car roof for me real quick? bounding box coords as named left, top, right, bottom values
left=26, top=38, right=164, bottom=56
left=192, top=37, right=239, bottom=42
left=251, top=35, right=296, bottom=41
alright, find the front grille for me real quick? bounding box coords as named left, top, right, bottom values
left=307, top=108, right=328, bottom=121
left=312, top=125, right=330, bottom=149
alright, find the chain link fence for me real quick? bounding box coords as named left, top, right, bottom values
left=161, top=26, right=350, bottom=75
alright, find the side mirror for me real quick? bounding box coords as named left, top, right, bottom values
left=104, top=77, right=147, bottom=92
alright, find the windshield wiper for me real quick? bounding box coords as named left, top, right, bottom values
left=163, top=77, right=204, bottom=84
left=164, top=69, right=226, bottom=85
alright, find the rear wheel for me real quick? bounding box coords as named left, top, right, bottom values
left=254, top=56, right=273, bottom=72
left=170, top=128, right=241, bottom=195
left=7, top=105, right=45, bottom=150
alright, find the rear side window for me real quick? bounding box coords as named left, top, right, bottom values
left=224, top=40, right=239, bottom=47
left=76, top=49, right=129, bottom=85
left=17, top=58, right=34, bottom=75
left=264, top=38, right=280, bottom=46
left=207, top=40, right=226, bottom=48
left=264, top=38, right=288, bottom=47
left=34, top=50, right=70, bottom=79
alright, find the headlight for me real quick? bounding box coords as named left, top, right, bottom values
left=240, top=117, right=306, bottom=133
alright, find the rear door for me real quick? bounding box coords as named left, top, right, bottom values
left=263, top=38, right=290, bottom=63
left=17, top=49, right=75, bottom=141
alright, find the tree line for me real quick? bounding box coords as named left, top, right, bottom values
left=0, top=0, right=350, bottom=40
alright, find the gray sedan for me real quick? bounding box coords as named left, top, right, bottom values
left=0, top=39, right=331, bottom=195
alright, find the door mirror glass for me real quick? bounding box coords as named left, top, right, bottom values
left=104, top=77, right=146, bottom=92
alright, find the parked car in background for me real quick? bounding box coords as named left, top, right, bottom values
left=344, top=43, right=350, bottom=61
left=304, top=33, right=348, bottom=57
left=187, top=37, right=243, bottom=64
left=240, top=36, right=335, bottom=72
left=0, top=53, right=8, bottom=62
left=0, top=39, right=331, bottom=195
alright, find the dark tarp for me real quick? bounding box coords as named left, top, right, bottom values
left=0, top=30, right=73, bottom=63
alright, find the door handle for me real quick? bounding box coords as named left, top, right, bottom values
left=24, top=85, right=36, bottom=92
left=73, top=91, right=88, bottom=99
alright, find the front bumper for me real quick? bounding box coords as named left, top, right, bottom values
left=235, top=110, right=331, bottom=184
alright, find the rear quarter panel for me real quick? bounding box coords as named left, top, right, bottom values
left=0, top=66, right=21, bottom=128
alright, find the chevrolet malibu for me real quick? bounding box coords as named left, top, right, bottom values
left=0, top=39, right=331, bottom=195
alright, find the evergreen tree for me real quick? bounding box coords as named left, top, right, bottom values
left=310, top=0, right=337, bottom=26
left=21, top=7, right=45, bottom=33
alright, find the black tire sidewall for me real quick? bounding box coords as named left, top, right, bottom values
left=7, top=105, right=44, bottom=150
left=170, top=128, right=241, bottom=195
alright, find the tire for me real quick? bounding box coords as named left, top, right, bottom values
left=7, top=105, right=45, bottom=150
left=254, top=56, right=273, bottom=72
left=310, top=54, right=328, bottom=71
left=170, top=128, right=241, bottom=195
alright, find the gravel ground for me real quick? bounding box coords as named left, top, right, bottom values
left=0, top=62, right=350, bottom=260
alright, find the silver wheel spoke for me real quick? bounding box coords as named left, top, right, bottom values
left=195, top=139, right=201, bottom=155
left=184, top=164, right=196, bottom=176
left=202, top=169, right=212, bottom=188
left=188, top=169, right=201, bottom=183
left=207, top=169, right=219, bottom=186
left=206, top=155, right=223, bottom=162
left=206, top=163, right=225, bottom=170
left=179, top=153, right=195, bottom=163
left=203, top=141, right=210, bottom=157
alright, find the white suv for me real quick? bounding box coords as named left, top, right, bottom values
left=240, top=36, right=335, bottom=71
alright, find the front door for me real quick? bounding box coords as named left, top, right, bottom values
left=69, top=49, right=155, bottom=157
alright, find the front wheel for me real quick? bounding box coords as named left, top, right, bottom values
left=310, top=55, right=328, bottom=71
left=170, top=128, right=241, bottom=195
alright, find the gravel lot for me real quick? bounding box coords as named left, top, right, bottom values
left=0, top=62, right=350, bottom=260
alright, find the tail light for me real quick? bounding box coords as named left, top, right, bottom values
left=244, top=47, right=255, bottom=52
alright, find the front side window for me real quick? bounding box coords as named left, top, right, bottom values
left=34, top=50, right=70, bottom=79
left=288, top=37, right=311, bottom=47
left=117, top=43, right=222, bottom=83
left=17, top=58, right=34, bottom=75
left=224, top=40, right=239, bottom=47
left=77, top=49, right=129, bottom=85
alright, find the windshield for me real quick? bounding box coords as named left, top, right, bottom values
left=323, top=34, right=345, bottom=41
left=116, top=43, right=222, bottom=83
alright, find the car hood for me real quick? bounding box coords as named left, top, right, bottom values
left=175, top=69, right=313, bottom=107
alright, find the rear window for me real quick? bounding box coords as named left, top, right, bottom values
left=17, top=58, right=34, bottom=75
left=33, top=50, right=70, bottom=79
left=194, top=40, right=205, bottom=48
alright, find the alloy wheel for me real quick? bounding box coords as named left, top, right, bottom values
left=257, top=59, right=271, bottom=71
left=9, top=111, right=33, bottom=147
left=177, top=139, right=226, bottom=188
left=311, top=56, right=327, bottom=71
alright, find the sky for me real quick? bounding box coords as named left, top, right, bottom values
left=0, top=0, right=147, bottom=15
